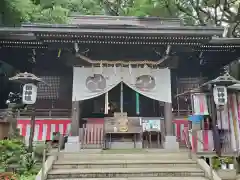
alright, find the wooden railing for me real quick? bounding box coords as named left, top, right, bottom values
left=17, top=109, right=72, bottom=118
left=1, top=108, right=72, bottom=118
left=173, top=109, right=192, bottom=117
left=0, top=108, right=191, bottom=118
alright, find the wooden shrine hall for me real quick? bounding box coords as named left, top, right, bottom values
left=0, top=15, right=240, bottom=150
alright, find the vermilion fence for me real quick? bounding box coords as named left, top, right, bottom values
left=17, top=119, right=71, bottom=141
left=16, top=118, right=190, bottom=147
left=80, top=124, right=104, bottom=148
left=183, top=127, right=214, bottom=152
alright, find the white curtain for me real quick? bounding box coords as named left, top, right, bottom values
left=72, top=67, right=121, bottom=101
left=72, top=67, right=171, bottom=103
left=122, top=67, right=171, bottom=103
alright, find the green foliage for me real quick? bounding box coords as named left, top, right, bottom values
left=0, top=0, right=239, bottom=36
left=0, top=139, right=26, bottom=172
left=18, top=174, right=36, bottom=180
left=1, top=0, right=36, bottom=25
left=0, top=139, right=42, bottom=178
left=31, top=5, right=69, bottom=24
left=123, top=0, right=178, bottom=17
left=33, top=142, right=50, bottom=160
left=211, top=156, right=235, bottom=170
left=1, top=0, right=70, bottom=24
left=212, top=156, right=221, bottom=170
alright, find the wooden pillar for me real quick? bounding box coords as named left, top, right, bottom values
left=164, top=102, right=173, bottom=135
left=71, top=101, right=80, bottom=136
left=164, top=102, right=179, bottom=150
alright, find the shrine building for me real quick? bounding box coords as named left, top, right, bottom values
left=0, top=15, right=240, bottom=150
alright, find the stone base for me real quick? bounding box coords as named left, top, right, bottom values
left=163, top=136, right=179, bottom=150
left=217, top=169, right=237, bottom=180
left=64, top=142, right=81, bottom=152
left=108, top=141, right=142, bottom=149
left=64, top=136, right=81, bottom=152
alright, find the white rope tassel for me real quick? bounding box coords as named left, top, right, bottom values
left=166, top=45, right=171, bottom=55
left=104, top=92, right=109, bottom=114
left=74, top=42, right=79, bottom=53
left=143, top=64, right=150, bottom=75
left=91, top=65, right=94, bottom=75
left=129, top=64, right=132, bottom=75
left=114, top=64, right=117, bottom=75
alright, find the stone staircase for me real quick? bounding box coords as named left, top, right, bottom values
left=46, top=151, right=209, bottom=180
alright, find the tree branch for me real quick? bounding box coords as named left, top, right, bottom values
left=164, top=0, right=173, bottom=16
left=214, top=0, right=220, bottom=25
left=176, top=4, right=199, bottom=21
left=187, top=0, right=206, bottom=25
left=232, top=21, right=240, bottom=37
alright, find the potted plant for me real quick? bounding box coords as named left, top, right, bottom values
left=226, top=157, right=234, bottom=170
left=212, top=156, right=221, bottom=170
left=216, top=156, right=237, bottom=180
left=220, top=157, right=227, bottom=169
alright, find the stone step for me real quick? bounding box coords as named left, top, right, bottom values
left=47, top=167, right=205, bottom=179
left=47, top=177, right=208, bottom=180
left=59, top=153, right=190, bottom=160
left=53, top=159, right=197, bottom=169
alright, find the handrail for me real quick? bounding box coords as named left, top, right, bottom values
left=41, top=146, right=46, bottom=180
left=40, top=136, right=63, bottom=180
left=183, top=128, right=214, bottom=180
left=182, top=128, right=192, bottom=159
left=188, top=129, right=204, bottom=145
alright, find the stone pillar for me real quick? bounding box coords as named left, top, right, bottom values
left=163, top=102, right=179, bottom=150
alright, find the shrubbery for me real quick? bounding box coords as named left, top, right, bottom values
left=0, top=138, right=44, bottom=179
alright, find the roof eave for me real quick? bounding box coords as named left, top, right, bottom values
left=0, top=26, right=224, bottom=37
left=210, top=37, right=240, bottom=44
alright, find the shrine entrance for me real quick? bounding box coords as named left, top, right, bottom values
left=80, top=81, right=166, bottom=149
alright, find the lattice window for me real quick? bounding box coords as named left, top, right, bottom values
left=37, top=76, right=60, bottom=100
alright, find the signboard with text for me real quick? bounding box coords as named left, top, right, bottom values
left=142, top=119, right=161, bottom=131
